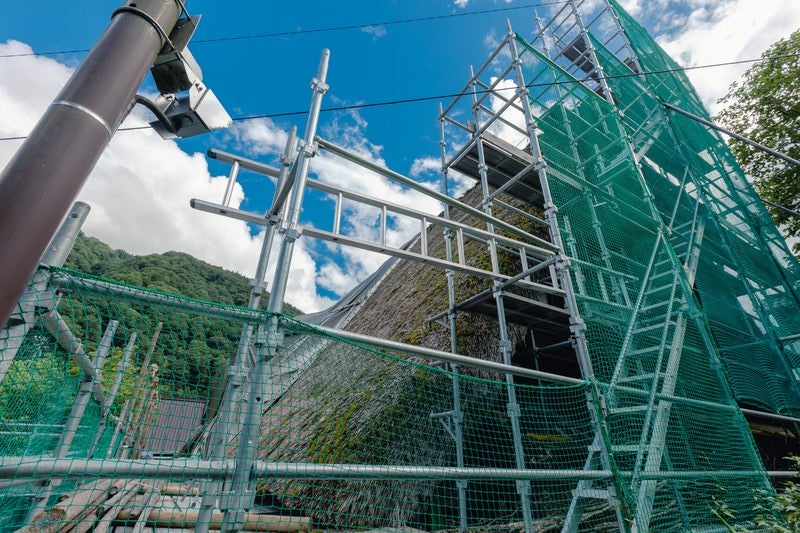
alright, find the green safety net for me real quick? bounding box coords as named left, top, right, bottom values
left=515, top=31, right=775, bottom=530
left=605, top=0, right=800, bottom=418
left=2, top=2, right=799, bottom=531
left=0, top=268, right=613, bottom=532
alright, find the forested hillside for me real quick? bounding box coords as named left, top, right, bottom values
left=64, top=233, right=301, bottom=315
left=0, top=234, right=304, bottom=441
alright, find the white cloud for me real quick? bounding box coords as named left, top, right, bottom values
left=0, top=40, right=332, bottom=313
left=488, top=77, right=529, bottom=148
left=617, top=0, right=643, bottom=16
left=410, top=156, right=440, bottom=178
left=652, top=0, right=800, bottom=113
left=454, top=0, right=470, bottom=7
left=360, top=25, right=387, bottom=39
left=228, top=117, right=288, bottom=157
left=230, top=109, right=450, bottom=300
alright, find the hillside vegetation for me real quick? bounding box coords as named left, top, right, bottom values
left=64, top=233, right=301, bottom=315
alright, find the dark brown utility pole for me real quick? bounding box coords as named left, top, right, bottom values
left=0, top=0, right=184, bottom=326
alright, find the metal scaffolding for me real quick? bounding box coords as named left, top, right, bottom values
left=2, top=0, right=800, bottom=531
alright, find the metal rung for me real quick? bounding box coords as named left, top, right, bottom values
left=628, top=346, right=660, bottom=357
left=640, top=301, right=669, bottom=313
left=632, top=323, right=671, bottom=335
left=649, top=270, right=674, bottom=281
left=573, top=488, right=613, bottom=500
left=617, top=372, right=661, bottom=384
left=645, top=284, right=674, bottom=294
left=610, top=405, right=648, bottom=415
left=587, top=441, right=639, bottom=454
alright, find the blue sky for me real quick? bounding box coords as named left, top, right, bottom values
left=1, top=0, right=799, bottom=312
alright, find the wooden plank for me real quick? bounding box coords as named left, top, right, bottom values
left=92, top=480, right=141, bottom=533
left=130, top=482, right=163, bottom=533
left=23, top=478, right=115, bottom=532
left=116, top=508, right=313, bottom=532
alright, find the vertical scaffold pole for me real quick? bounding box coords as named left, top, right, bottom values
left=0, top=0, right=183, bottom=328
left=219, top=50, right=330, bottom=533
left=494, top=285, right=534, bottom=533
left=568, top=0, right=614, bottom=104
left=506, top=20, right=631, bottom=531
left=600, top=0, right=643, bottom=74
left=465, top=57, right=533, bottom=532
left=0, top=202, right=91, bottom=385
left=506, top=22, right=593, bottom=379
left=87, top=330, right=137, bottom=457
left=268, top=50, right=330, bottom=315
left=437, top=103, right=469, bottom=532
left=197, top=126, right=297, bottom=533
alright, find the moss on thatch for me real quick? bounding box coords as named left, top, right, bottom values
left=250, top=186, right=553, bottom=529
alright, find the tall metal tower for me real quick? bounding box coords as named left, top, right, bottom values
left=3, top=0, right=800, bottom=531
left=436, top=0, right=800, bottom=529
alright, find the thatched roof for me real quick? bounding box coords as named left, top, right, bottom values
left=249, top=186, right=556, bottom=529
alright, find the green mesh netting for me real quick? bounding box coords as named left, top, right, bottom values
left=0, top=268, right=612, bottom=532
left=515, top=33, right=775, bottom=530
left=2, top=2, right=800, bottom=531
left=604, top=0, right=800, bottom=418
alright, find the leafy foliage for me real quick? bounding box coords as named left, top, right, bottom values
left=53, top=233, right=297, bottom=402
left=716, top=30, right=800, bottom=252
left=0, top=233, right=306, bottom=424
left=751, top=456, right=800, bottom=532
left=65, top=233, right=301, bottom=315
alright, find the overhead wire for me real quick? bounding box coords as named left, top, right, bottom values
left=1, top=52, right=798, bottom=143
left=0, top=1, right=570, bottom=59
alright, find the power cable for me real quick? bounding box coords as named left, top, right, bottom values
left=1, top=52, right=798, bottom=142
left=0, top=1, right=569, bottom=59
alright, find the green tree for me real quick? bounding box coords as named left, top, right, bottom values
left=65, top=233, right=302, bottom=315
left=716, top=29, right=800, bottom=252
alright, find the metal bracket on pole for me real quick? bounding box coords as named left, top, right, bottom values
left=0, top=0, right=228, bottom=328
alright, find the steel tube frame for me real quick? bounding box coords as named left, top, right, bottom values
left=465, top=61, right=535, bottom=531
left=316, top=137, right=549, bottom=248
left=207, top=149, right=281, bottom=178
left=196, top=176, right=554, bottom=256
left=512, top=19, right=633, bottom=531
left=268, top=50, right=329, bottom=316
left=192, top=200, right=564, bottom=296
left=631, top=59, right=800, bottom=485
left=0, top=456, right=612, bottom=481
left=564, top=9, right=693, bottom=528
left=51, top=272, right=264, bottom=323
left=436, top=102, right=469, bottom=533
left=218, top=50, right=330, bottom=533
left=440, top=32, right=513, bottom=118
left=221, top=161, right=240, bottom=207
left=3, top=455, right=788, bottom=483
left=87, top=331, right=137, bottom=457
left=304, top=175, right=556, bottom=257
left=198, top=129, right=297, bottom=533
left=663, top=103, right=800, bottom=169
left=55, top=320, right=119, bottom=455
left=303, top=319, right=583, bottom=385
left=41, top=310, right=109, bottom=400
left=25, top=320, right=118, bottom=524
